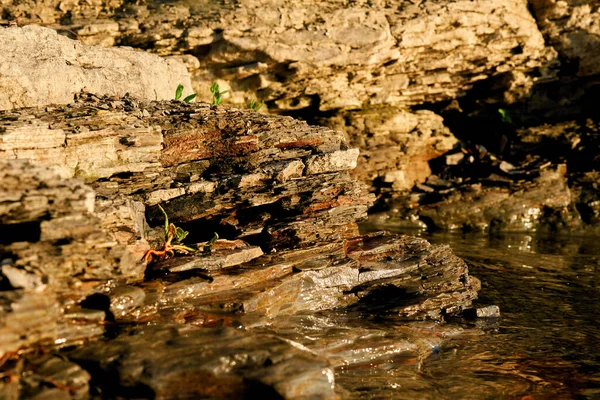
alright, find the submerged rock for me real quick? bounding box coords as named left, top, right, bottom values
left=68, top=325, right=336, bottom=399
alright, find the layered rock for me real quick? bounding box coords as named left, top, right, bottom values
left=2, top=0, right=551, bottom=111
left=0, top=0, right=562, bottom=196
left=0, top=92, right=373, bottom=250
left=372, top=114, right=600, bottom=233
left=324, top=107, right=457, bottom=191
left=0, top=16, right=493, bottom=397
left=0, top=93, right=483, bottom=397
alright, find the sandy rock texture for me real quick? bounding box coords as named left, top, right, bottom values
left=0, top=25, right=193, bottom=110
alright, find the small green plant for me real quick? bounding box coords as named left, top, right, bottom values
left=175, top=84, right=197, bottom=103
left=203, top=232, right=219, bottom=254
left=142, top=205, right=218, bottom=263
left=249, top=98, right=265, bottom=111
left=210, top=82, right=228, bottom=105
left=498, top=108, right=512, bottom=124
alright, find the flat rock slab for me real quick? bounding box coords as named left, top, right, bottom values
left=156, top=244, right=264, bottom=273
left=69, top=325, right=336, bottom=399
left=0, top=25, right=192, bottom=111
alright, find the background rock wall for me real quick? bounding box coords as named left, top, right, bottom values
left=2, top=0, right=599, bottom=229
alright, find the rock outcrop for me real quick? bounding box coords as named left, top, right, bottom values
left=0, top=91, right=482, bottom=397
left=3, top=1, right=600, bottom=231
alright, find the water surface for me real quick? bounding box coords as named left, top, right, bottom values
left=351, top=221, right=600, bottom=399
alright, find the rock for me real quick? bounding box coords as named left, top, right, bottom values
left=0, top=290, right=60, bottom=359
left=246, top=312, right=464, bottom=370
left=530, top=0, right=600, bottom=77
left=0, top=159, right=143, bottom=293
left=152, top=232, right=480, bottom=321
left=0, top=25, right=192, bottom=111
left=324, top=108, right=458, bottom=192
left=6, top=1, right=550, bottom=112
left=20, top=355, right=91, bottom=399
left=0, top=94, right=375, bottom=250
left=475, top=305, right=501, bottom=318
left=388, top=165, right=582, bottom=232
left=68, top=325, right=337, bottom=399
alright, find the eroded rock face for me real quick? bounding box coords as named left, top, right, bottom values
left=2, top=0, right=553, bottom=111
left=0, top=159, right=143, bottom=292
left=0, top=93, right=374, bottom=251
left=325, top=107, right=457, bottom=192
left=150, top=232, right=479, bottom=320
left=0, top=25, right=192, bottom=111
left=0, top=93, right=484, bottom=397
left=530, top=0, right=600, bottom=77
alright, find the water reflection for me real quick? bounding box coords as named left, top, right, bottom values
left=352, top=220, right=600, bottom=399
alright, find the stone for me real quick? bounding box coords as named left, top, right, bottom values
left=68, top=325, right=337, bottom=399
left=10, top=0, right=550, bottom=112
left=325, top=108, right=458, bottom=192
left=476, top=305, right=501, bottom=318
left=0, top=290, right=60, bottom=359
left=0, top=159, right=144, bottom=293
left=0, top=94, right=375, bottom=250
left=0, top=25, right=192, bottom=111
left=152, top=233, right=479, bottom=321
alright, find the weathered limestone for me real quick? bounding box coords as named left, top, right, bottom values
left=0, top=9, right=501, bottom=397
left=324, top=108, right=457, bottom=191
left=530, top=0, right=600, bottom=77
left=1, top=0, right=551, bottom=111
left=153, top=233, right=479, bottom=320
left=0, top=93, right=374, bottom=251
left=0, top=159, right=143, bottom=292
left=0, top=25, right=193, bottom=111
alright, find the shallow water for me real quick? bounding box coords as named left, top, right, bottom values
left=352, top=221, right=600, bottom=399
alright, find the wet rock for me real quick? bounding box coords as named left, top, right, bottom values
left=68, top=325, right=336, bottom=399
left=58, top=307, right=106, bottom=344
left=476, top=305, right=501, bottom=318
left=157, top=244, right=264, bottom=273
left=0, top=25, right=192, bottom=111
left=155, top=233, right=479, bottom=321
left=0, top=290, right=60, bottom=359
left=379, top=162, right=584, bottom=233
left=20, top=355, right=91, bottom=399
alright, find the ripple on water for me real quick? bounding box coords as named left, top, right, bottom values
left=351, top=222, right=600, bottom=398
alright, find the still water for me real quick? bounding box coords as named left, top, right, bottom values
left=348, top=221, right=600, bottom=399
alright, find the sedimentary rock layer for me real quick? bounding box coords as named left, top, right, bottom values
left=0, top=93, right=374, bottom=251
left=1, top=0, right=552, bottom=111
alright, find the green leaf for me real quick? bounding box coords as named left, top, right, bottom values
left=203, top=232, right=219, bottom=254
left=158, top=204, right=170, bottom=238
left=498, top=108, right=512, bottom=124
left=174, top=226, right=189, bottom=243
left=175, top=84, right=184, bottom=100
left=183, top=93, right=197, bottom=103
